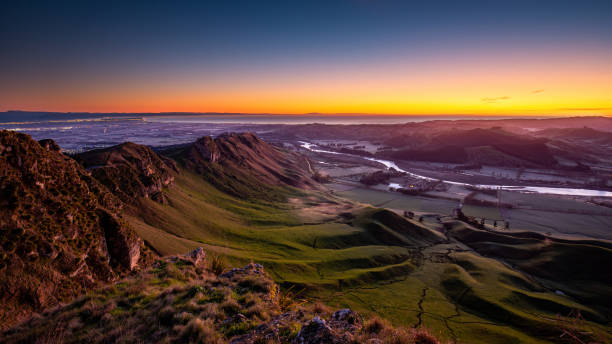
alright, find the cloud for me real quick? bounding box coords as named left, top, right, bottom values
left=531, top=89, right=544, bottom=94
left=481, top=96, right=510, bottom=103
left=557, top=107, right=611, bottom=111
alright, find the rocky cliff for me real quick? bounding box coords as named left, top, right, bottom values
left=169, top=132, right=317, bottom=200
left=75, top=142, right=177, bottom=204
left=0, top=131, right=148, bottom=328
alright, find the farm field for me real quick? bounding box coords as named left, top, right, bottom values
left=326, top=179, right=612, bottom=241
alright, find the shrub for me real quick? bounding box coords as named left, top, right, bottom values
left=173, top=311, right=194, bottom=325
left=164, top=264, right=187, bottom=281
left=278, top=321, right=301, bottom=340
left=200, top=303, right=221, bottom=320
left=312, top=171, right=331, bottom=183
left=364, top=316, right=388, bottom=334
left=359, top=171, right=393, bottom=185
left=209, top=254, right=226, bottom=276
left=412, top=328, right=440, bottom=344
left=358, top=317, right=440, bottom=344
left=223, top=320, right=253, bottom=337
left=238, top=275, right=272, bottom=293
left=37, top=321, right=66, bottom=344
left=159, top=306, right=175, bottom=325
left=244, top=303, right=270, bottom=321
left=278, top=285, right=306, bottom=312
left=198, top=288, right=225, bottom=304
left=178, top=318, right=222, bottom=343
left=312, top=302, right=331, bottom=316
left=220, top=298, right=240, bottom=315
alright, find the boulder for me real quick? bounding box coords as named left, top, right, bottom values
left=184, top=247, right=207, bottom=267
left=294, top=316, right=336, bottom=344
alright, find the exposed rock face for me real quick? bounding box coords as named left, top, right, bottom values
left=184, top=247, right=207, bottom=267
left=97, top=209, right=141, bottom=270
left=171, top=132, right=318, bottom=200
left=222, top=262, right=267, bottom=279
left=38, top=139, right=61, bottom=152
left=192, top=136, right=220, bottom=163
left=0, top=131, right=146, bottom=328
left=295, top=316, right=335, bottom=344
left=75, top=142, right=176, bottom=204
left=294, top=310, right=362, bottom=344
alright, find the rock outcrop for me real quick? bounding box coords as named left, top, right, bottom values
left=184, top=247, right=207, bottom=267
left=191, top=136, right=221, bottom=163
left=169, top=132, right=318, bottom=200
left=75, top=142, right=176, bottom=204
left=0, top=131, right=147, bottom=328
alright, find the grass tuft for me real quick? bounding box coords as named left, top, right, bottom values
left=209, top=254, right=226, bottom=276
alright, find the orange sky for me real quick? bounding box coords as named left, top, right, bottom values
left=3, top=54, right=610, bottom=116
left=2, top=39, right=611, bottom=116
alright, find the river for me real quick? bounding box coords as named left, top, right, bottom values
left=299, top=142, right=612, bottom=198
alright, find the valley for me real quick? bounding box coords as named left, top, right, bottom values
left=1, top=116, right=612, bottom=343
left=127, top=169, right=612, bottom=343
left=131, top=173, right=610, bottom=343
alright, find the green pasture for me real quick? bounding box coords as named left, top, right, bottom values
left=128, top=169, right=612, bottom=343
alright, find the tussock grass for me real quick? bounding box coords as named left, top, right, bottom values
left=209, top=254, right=227, bottom=276
left=2, top=257, right=441, bottom=344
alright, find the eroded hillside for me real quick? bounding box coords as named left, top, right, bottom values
left=168, top=132, right=318, bottom=200
left=0, top=131, right=151, bottom=328
left=74, top=142, right=178, bottom=204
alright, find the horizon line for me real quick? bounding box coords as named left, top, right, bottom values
left=2, top=110, right=610, bottom=118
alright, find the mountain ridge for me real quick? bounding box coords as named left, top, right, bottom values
left=0, top=131, right=150, bottom=328
left=164, top=132, right=318, bottom=201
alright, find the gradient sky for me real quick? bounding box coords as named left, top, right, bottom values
left=1, top=0, right=611, bottom=115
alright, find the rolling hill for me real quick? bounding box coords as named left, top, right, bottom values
left=381, top=128, right=559, bottom=167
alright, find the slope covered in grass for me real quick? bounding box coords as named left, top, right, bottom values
left=29, top=132, right=607, bottom=344
left=2, top=252, right=441, bottom=344
left=447, top=222, right=612, bottom=318
left=162, top=132, right=317, bottom=201
left=129, top=167, right=612, bottom=343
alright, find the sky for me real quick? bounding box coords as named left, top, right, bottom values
left=1, top=0, right=611, bottom=116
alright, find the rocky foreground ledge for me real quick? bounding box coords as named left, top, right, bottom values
left=2, top=248, right=440, bottom=344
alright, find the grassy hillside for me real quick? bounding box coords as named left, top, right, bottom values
left=3, top=131, right=609, bottom=343
left=129, top=169, right=612, bottom=343
left=447, top=222, right=612, bottom=317
left=3, top=255, right=440, bottom=344
left=380, top=128, right=559, bottom=167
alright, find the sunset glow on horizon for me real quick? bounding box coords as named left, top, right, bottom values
left=1, top=1, right=611, bottom=116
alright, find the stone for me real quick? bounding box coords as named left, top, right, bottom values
left=294, top=316, right=335, bottom=344
left=185, top=247, right=207, bottom=267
